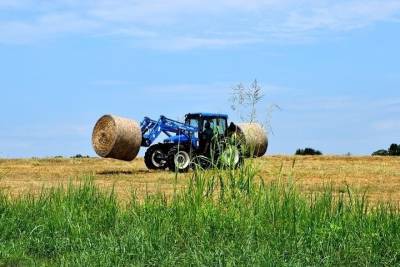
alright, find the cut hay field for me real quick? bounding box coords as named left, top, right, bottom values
left=1, top=156, right=399, bottom=203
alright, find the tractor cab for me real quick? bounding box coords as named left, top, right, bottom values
left=185, top=113, right=229, bottom=156
left=185, top=113, right=228, bottom=137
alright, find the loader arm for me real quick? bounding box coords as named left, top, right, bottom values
left=140, top=115, right=198, bottom=147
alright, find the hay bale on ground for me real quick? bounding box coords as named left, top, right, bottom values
left=232, top=123, right=268, bottom=157
left=92, top=115, right=142, bottom=161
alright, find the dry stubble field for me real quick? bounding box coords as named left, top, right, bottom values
left=0, top=156, right=399, bottom=204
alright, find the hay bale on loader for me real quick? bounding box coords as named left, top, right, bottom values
left=231, top=123, right=268, bottom=157
left=92, top=115, right=142, bottom=161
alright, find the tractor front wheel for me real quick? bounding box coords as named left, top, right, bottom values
left=167, top=145, right=191, bottom=173
left=144, top=144, right=167, bottom=170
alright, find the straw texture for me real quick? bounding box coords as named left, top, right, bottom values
left=92, top=115, right=142, bottom=161
left=235, top=123, right=268, bottom=157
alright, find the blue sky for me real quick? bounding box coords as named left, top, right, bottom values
left=0, top=0, right=399, bottom=157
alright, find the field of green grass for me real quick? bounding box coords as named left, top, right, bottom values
left=1, top=159, right=400, bottom=266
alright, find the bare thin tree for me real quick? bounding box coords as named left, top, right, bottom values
left=230, top=79, right=263, bottom=123
left=230, top=79, right=280, bottom=133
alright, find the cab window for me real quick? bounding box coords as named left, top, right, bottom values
left=188, top=118, right=199, bottom=128
left=217, top=118, right=227, bottom=134
left=205, top=118, right=226, bottom=135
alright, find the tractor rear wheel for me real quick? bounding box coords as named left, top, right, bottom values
left=144, top=144, right=167, bottom=170
left=218, top=144, right=243, bottom=169
left=167, top=145, right=191, bottom=173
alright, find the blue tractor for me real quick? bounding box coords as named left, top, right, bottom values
left=141, top=113, right=242, bottom=172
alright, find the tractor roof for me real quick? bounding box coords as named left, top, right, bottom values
left=186, top=112, right=228, bottom=119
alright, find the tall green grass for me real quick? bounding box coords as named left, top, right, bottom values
left=1, top=163, right=400, bottom=266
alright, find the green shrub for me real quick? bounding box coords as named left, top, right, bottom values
left=388, top=144, right=400, bottom=156
left=295, top=148, right=322, bottom=155
left=71, top=154, right=90, bottom=159
left=372, top=149, right=389, bottom=156
left=372, top=144, right=400, bottom=156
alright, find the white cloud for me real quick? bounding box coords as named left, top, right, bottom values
left=146, top=36, right=263, bottom=50
left=283, top=1, right=400, bottom=32
left=0, top=12, right=100, bottom=44
left=0, top=0, right=400, bottom=48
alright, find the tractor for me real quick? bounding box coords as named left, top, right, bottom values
left=140, top=113, right=242, bottom=172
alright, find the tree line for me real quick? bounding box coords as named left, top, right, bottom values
left=372, top=144, right=400, bottom=156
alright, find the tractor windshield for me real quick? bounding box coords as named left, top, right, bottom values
left=203, top=118, right=226, bottom=135
left=186, top=118, right=199, bottom=129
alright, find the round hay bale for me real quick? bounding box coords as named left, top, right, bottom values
left=92, top=115, right=142, bottom=161
left=234, top=123, right=268, bottom=157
